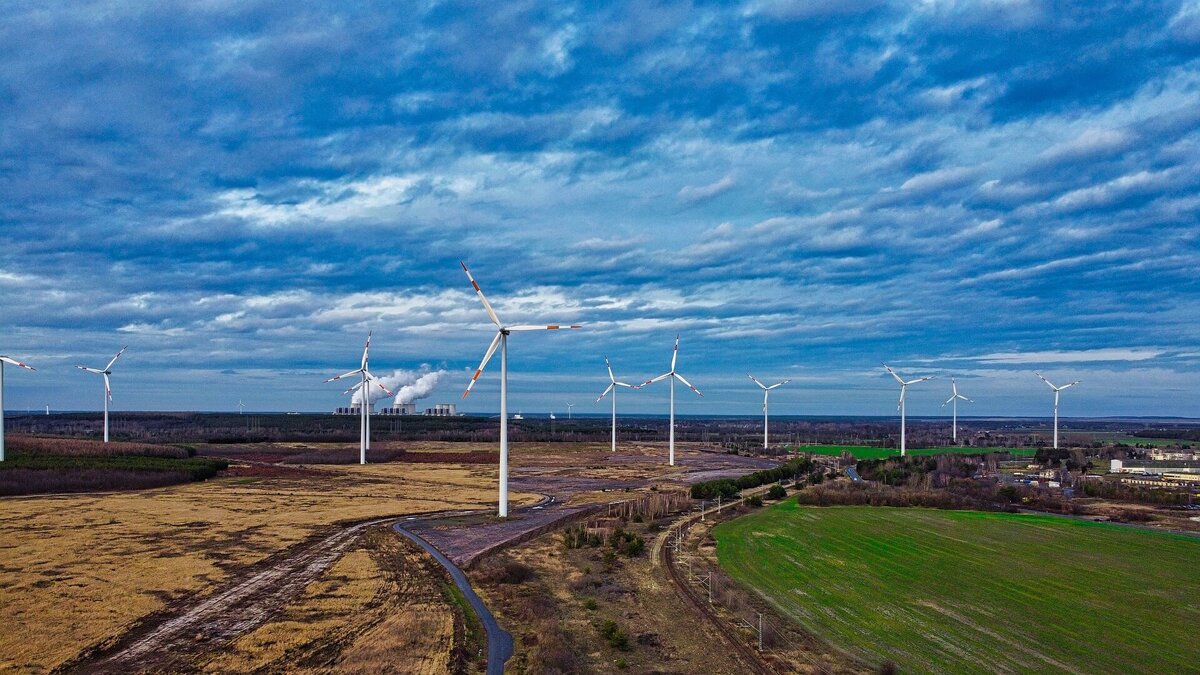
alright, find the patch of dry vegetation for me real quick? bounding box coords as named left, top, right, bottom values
left=199, top=527, right=465, bottom=674
left=0, top=461, right=536, bottom=673
left=472, top=506, right=748, bottom=673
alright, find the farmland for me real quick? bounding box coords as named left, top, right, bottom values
left=714, top=503, right=1200, bottom=673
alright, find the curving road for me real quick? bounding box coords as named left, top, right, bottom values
left=392, top=522, right=513, bottom=675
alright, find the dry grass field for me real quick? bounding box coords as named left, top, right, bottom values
left=200, top=526, right=465, bottom=674
left=0, top=459, right=534, bottom=673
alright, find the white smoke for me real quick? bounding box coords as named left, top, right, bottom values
left=350, top=365, right=448, bottom=406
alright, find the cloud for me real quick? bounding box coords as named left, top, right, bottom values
left=677, top=174, right=737, bottom=205
left=968, top=348, right=1166, bottom=365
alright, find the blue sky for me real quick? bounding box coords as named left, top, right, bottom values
left=1, top=0, right=1198, bottom=417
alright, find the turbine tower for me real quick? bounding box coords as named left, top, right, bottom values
left=76, top=346, right=127, bottom=443
left=941, top=378, right=972, bottom=444
left=883, top=365, right=933, bottom=457
left=596, top=356, right=639, bottom=453
left=0, top=355, right=36, bottom=462
left=325, top=332, right=393, bottom=464
left=642, top=336, right=702, bottom=466
left=1036, top=372, right=1080, bottom=450
left=748, top=375, right=790, bottom=449
left=460, top=261, right=581, bottom=518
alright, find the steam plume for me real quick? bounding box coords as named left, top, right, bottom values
left=350, top=365, right=447, bottom=406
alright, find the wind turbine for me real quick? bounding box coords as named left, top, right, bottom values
left=0, top=355, right=36, bottom=462
left=76, top=346, right=127, bottom=443
left=883, top=365, right=933, bottom=457
left=1036, top=372, right=1080, bottom=450
left=325, top=332, right=393, bottom=464
left=460, top=261, right=581, bottom=518
left=238, top=400, right=245, bottom=415
left=642, top=336, right=703, bottom=466
left=941, top=378, right=972, bottom=444
left=596, top=356, right=640, bottom=453
left=566, top=402, right=574, bottom=420
left=748, top=375, right=790, bottom=449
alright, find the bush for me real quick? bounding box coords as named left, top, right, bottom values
left=766, top=485, right=787, bottom=500
left=599, top=619, right=631, bottom=651
left=746, top=495, right=763, bottom=507
left=480, top=559, right=536, bottom=584
left=583, top=597, right=598, bottom=611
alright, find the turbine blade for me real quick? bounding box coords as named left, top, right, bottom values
left=748, top=374, right=767, bottom=390
left=898, top=385, right=906, bottom=410
left=1036, top=372, right=1057, bottom=390
left=77, top=366, right=104, bottom=374
left=361, top=332, right=372, bottom=370
left=605, top=356, right=616, bottom=384
left=1060, top=381, right=1080, bottom=390
left=883, top=364, right=904, bottom=384
left=463, top=331, right=503, bottom=398
left=103, top=373, right=112, bottom=401
left=766, top=379, right=790, bottom=390
left=614, top=381, right=636, bottom=388
left=325, top=368, right=363, bottom=383
left=366, top=372, right=393, bottom=396
left=105, top=346, right=128, bottom=371
left=960, top=395, right=974, bottom=403
left=674, top=372, right=703, bottom=397
left=671, top=335, right=679, bottom=372
left=507, top=324, right=582, bottom=331
left=944, top=395, right=956, bottom=405
left=461, top=261, right=502, bottom=327
left=642, top=372, right=672, bottom=386
left=906, top=376, right=934, bottom=385
left=0, top=356, right=36, bottom=370
left=596, top=383, right=615, bottom=402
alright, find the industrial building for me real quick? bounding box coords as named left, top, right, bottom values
left=379, top=403, right=417, bottom=415
left=335, top=402, right=456, bottom=416
left=1110, top=459, right=1200, bottom=475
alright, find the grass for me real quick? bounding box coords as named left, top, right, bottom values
left=788, top=444, right=1037, bottom=459
left=714, top=502, right=1200, bottom=674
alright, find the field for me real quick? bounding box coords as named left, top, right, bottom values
left=790, top=444, right=1037, bottom=459
left=0, top=459, right=524, bottom=672
left=714, top=503, right=1200, bottom=673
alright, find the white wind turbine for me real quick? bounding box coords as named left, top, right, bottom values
left=1036, top=372, right=1080, bottom=450
left=942, top=378, right=972, bottom=444
left=596, top=356, right=640, bottom=453
left=642, top=336, right=703, bottom=467
left=325, top=332, right=393, bottom=464
left=566, top=402, right=574, bottom=420
left=460, top=261, right=581, bottom=518
left=748, top=375, right=790, bottom=449
left=0, top=355, right=37, bottom=462
left=884, top=365, right=933, bottom=457
left=76, top=346, right=127, bottom=443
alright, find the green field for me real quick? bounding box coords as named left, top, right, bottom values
left=714, top=503, right=1200, bottom=673
left=788, top=444, right=1037, bottom=459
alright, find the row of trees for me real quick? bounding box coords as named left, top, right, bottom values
left=690, top=456, right=817, bottom=499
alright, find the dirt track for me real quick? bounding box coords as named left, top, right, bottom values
left=73, top=516, right=399, bottom=673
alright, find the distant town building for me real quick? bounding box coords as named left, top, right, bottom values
left=1150, top=449, right=1199, bottom=461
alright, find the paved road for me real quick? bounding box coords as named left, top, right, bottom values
left=392, top=522, right=513, bottom=675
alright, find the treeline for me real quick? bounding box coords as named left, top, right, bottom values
left=1080, top=479, right=1192, bottom=505
left=795, top=481, right=995, bottom=510
left=0, top=434, right=229, bottom=496
left=690, top=457, right=816, bottom=499
left=1, top=454, right=229, bottom=480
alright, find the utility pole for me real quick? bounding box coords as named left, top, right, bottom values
left=758, top=613, right=764, bottom=651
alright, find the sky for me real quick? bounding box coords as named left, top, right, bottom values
left=1, top=0, right=1198, bottom=418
